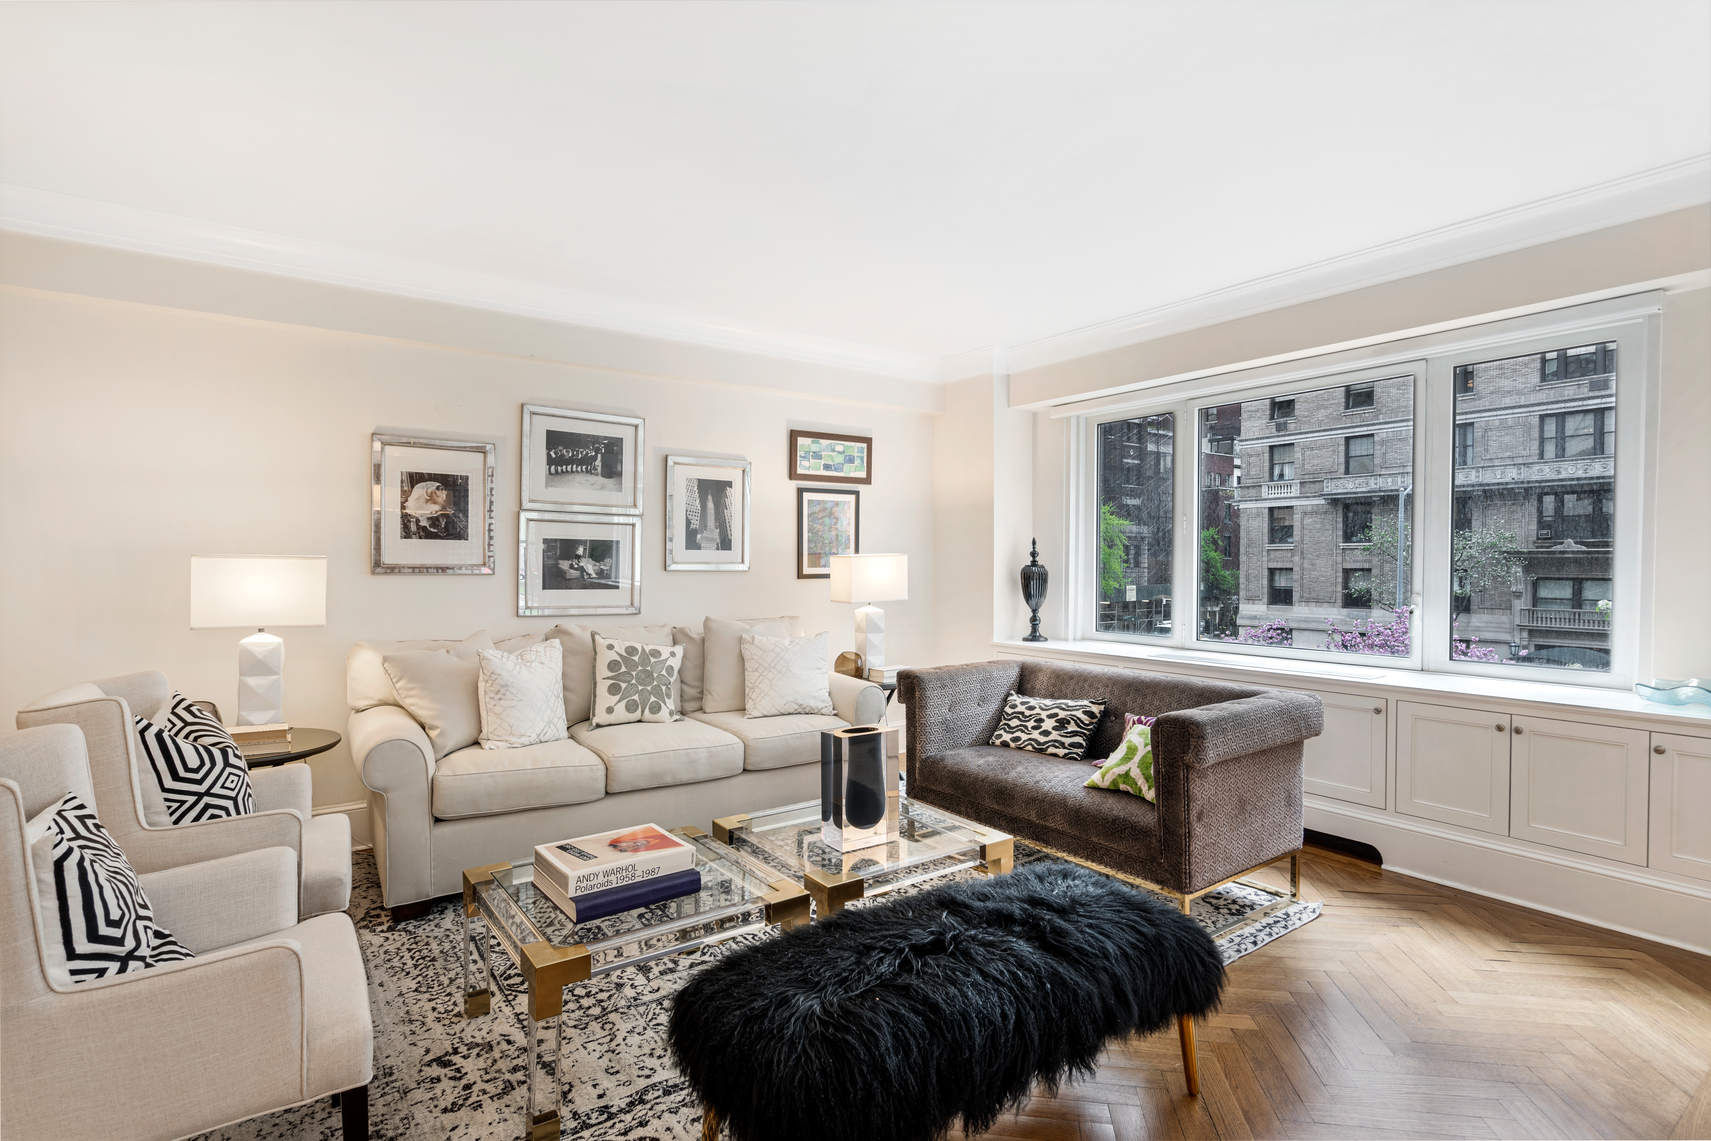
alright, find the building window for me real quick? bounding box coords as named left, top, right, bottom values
left=1537, top=487, right=1614, bottom=544
left=1093, top=414, right=1175, bottom=636
left=1539, top=409, right=1613, bottom=459
left=1344, top=434, right=1375, bottom=475
left=1342, top=500, right=1374, bottom=544
left=1541, top=342, right=1615, bottom=383
left=1268, top=568, right=1294, bottom=605
left=1454, top=422, right=1474, bottom=466
left=1454, top=365, right=1475, bottom=394
left=1269, top=397, right=1295, bottom=421
left=1269, top=507, right=1295, bottom=545
left=1533, top=577, right=1612, bottom=610
left=1344, top=383, right=1375, bottom=410
left=1269, top=443, right=1296, bottom=482
left=1342, top=568, right=1373, bottom=608
left=1453, top=494, right=1474, bottom=533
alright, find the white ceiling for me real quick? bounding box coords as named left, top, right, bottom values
left=2, top=2, right=1708, bottom=380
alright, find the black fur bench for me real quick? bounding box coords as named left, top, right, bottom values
left=668, top=859, right=1226, bottom=1141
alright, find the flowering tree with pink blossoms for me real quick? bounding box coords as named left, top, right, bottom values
left=1324, top=606, right=1412, bottom=657
left=1236, top=617, right=1293, bottom=647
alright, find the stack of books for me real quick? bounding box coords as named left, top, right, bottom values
left=532, top=823, right=702, bottom=923
left=232, top=723, right=292, bottom=757
left=868, top=665, right=906, bottom=685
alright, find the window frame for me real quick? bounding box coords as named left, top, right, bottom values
left=1268, top=567, right=1295, bottom=606
left=1066, top=293, right=1659, bottom=688
left=1344, top=382, right=1376, bottom=410
left=1342, top=567, right=1373, bottom=609
left=1268, top=506, right=1295, bottom=546
left=1344, top=433, right=1376, bottom=475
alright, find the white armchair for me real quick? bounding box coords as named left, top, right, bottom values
left=0, top=724, right=373, bottom=1141
left=16, top=670, right=352, bottom=918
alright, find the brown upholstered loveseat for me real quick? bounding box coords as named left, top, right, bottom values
left=899, top=659, right=1323, bottom=905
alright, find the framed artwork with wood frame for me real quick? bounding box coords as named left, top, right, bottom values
left=797, top=486, right=860, bottom=579
left=789, top=429, right=872, bottom=485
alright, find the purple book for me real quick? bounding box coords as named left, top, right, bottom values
left=538, top=866, right=703, bottom=923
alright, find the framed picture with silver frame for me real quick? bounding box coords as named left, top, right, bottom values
left=370, top=433, right=495, bottom=575
left=664, top=454, right=751, bottom=571
left=518, top=510, right=642, bottom=616
left=521, top=404, right=644, bottom=515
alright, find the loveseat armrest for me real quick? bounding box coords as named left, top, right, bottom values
left=348, top=704, right=435, bottom=790
left=140, top=845, right=299, bottom=952
left=1154, top=691, right=1323, bottom=769
left=827, top=672, right=885, bottom=727
left=347, top=703, right=434, bottom=908
left=899, top=661, right=1021, bottom=762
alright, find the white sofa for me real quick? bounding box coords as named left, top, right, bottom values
left=349, top=620, right=886, bottom=911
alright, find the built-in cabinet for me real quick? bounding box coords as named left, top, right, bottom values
left=1395, top=701, right=1513, bottom=835
left=1650, top=733, right=1711, bottom=881
left=1509, top=715, right=1649, bottom=865
left=1300, top=691, right=1387, bottom=808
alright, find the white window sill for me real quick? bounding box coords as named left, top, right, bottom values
left=990, top=638, right=1711, bottom=732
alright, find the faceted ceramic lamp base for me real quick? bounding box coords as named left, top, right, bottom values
left=853, top=604, right=886, bottom=671
left=236, top=630, right=285, bottom=726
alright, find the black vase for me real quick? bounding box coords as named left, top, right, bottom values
left=1021, top=537, right=1048, bottom=642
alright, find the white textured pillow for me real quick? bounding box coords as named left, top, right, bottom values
left=701, top=616, right=799, bottom=714
left=382, top=648, right=484, bottom=759
left=741, top=632, right=835, bottom=718
left=591, top=638, right=684, bottom=728
left=477, top=640, right=569, bottom=750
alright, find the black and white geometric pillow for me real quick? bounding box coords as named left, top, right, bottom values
left=31, top=793, right=193, bottom=983
left=162, top=692, right=239, bottom=750
left=988, top=691, right=1108, bottom=760
left=134, top=709, right=255, bottom=824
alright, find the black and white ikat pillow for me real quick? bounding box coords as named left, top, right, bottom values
left=988, top=691, right=1108, bottom=760
left=28, top=793, right=194, bottom=984
left=133, top=693, right=255, bottom=823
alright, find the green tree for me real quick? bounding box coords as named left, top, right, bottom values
left=1199, top=528, right=1237, bottom=598
left=1451, top=526, right=1525, bottom=595
left=1098, top=502, right=1127, bottom=600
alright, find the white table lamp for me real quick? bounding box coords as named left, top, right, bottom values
left=829, top=553, right=908, bottom=671
left=190, top=555, right=327, bottom=726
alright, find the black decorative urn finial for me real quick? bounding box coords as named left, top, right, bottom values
left=1020, top=538, right=1048, bottom=642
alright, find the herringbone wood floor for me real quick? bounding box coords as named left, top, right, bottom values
left=954, top=845, right=1711, bottom=1141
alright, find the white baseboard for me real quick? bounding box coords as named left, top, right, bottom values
left=1307, top=797, right=1711, bottom=956
left=312, top=800, right=371, bottom=850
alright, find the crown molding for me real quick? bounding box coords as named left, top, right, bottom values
left=986, top=154, right=1711, bottom=379
left=0, top=183, right=943, bottom=383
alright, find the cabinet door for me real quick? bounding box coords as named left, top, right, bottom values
left=1396, top=701, right=1510, bottom=834
left=1509, top=716, right=1649, bottom=865
left=1301, top=691, right=1387, bottom=808
left=1650, top=732, right=1711, bottom=881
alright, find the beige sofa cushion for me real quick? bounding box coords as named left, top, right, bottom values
left=547, top=623, right=674, bottom=726
left=347, top=631, right=491, bottom=711
left=381, top=648, right=485, bottom=759
left=687, top=710, right=848, bottom=772
left=700, top=616, right=798, bottom=714
left=672, top=625, right=705, bottom=713
left=570, top=718, right=743, bottom=793
left=432, top=737, right=607, bottom=819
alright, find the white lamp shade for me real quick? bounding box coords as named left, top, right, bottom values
left=829, top=553, right=909, bottom=603
left=190, top=556, right=328, bottom=628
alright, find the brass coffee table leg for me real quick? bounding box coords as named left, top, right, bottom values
left=980, top=837, right=1015, bottom=876
left=461, top=863, right=508, bottom=1018
left=803, top=868, right=865, bottom=915
left=520, top=941, right=590, bottom=1141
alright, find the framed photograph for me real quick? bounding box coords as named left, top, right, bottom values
left=797, top=486, right=860, bottom=579
left=518, top=511, right=642, bottom=616
left=789, top=429, right=872, bottom=485
left=371, top=434, right=495, bottom=575
left=665, top=455, right=751, bottom=571
left=522, top=405, right=644, bottom=514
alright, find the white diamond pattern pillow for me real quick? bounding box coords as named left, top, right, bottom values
left=592, top=638, right=684, bottom=728
left=741, top=632, right=836, bottom=718
left=477, top=640, right=570, bottom=749
left=28, top=793, right=194, bottom=984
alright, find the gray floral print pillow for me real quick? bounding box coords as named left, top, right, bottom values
left=591, top=637, right=683, bottom=727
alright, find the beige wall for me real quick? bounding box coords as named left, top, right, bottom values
left=929, top=374, right=997, bottom=666
left=0, top=283, right=942, bottom=837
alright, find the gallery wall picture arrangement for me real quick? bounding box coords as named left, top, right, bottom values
left=789, top=429, right=872, bottom=485
left=518, top=510, right=642, bottom=616
left=370, top=433, right=496, bottom=574
left=664, top=454, right=751, bottom=572
left=797, top=486, right=860, bottom=579
left=521, top=404, right=645, bottom=515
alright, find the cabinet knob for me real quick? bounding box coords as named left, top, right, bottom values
left=1494, top=724, right=1505, bottom=732
left=1513, top=726, right=1524, bottom=735
left=1372, top=707, right=1383, bottom=715
left=1655, top=745, right=1667, bottom=755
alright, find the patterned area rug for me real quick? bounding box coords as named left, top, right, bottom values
left=193, top=847, right=1319, bottom=1141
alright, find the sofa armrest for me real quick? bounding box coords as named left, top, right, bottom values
left=899, top=661, right=1021, bottom=763
left=140, top=846, right=298, bottom=952
left=348, top=704, right=434, bottom=790
left=250, top=763, right=312, bottom=820
left=347, top=704, right=434, bottom=908
left=1154, top=691, right=1323, bottom=769
left=827, top=672, right=885, bottom=726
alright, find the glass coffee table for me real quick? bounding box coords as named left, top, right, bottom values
left=712, top=797, right=1014, bottom=915
left=461, top=826, right=808, bottom=1141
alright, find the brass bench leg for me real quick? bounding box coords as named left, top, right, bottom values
left=1178, top=1014, right=1200, bottom=1097
left=701, top=1107, right=721, bottom=1140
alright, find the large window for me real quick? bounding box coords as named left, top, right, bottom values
left=1452, top=342, right=1618, bottom=672
left=1085, top=306, right=1643, bottom=686
left=1094, top=413, right=1174, bottom=635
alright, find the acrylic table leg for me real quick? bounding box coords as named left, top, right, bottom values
left=524, top=1008, right=564, bottom=1141
left=462, top=907, right=491, bottom=1018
